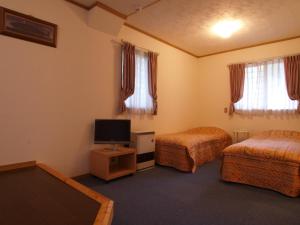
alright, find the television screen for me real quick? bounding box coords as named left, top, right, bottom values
left=94, top=119, right=131, bottom=144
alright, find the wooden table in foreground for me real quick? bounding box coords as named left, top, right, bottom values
left=0, top=161, right=113, bottom=225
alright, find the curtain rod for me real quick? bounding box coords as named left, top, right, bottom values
left=228, top=52, right=300, bottom=66
left=111, top=39, right=160, bottom=55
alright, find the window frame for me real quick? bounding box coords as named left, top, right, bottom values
left=124, top=49, right=154, bottom=114
left=234, top=58, right=298, bottom=114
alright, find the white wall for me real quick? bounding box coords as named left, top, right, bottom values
left=0, top=0, right=199, bottom=176
left=196, top=38, right=300, bottom=135
left=1, top=0, right=299, bottom=176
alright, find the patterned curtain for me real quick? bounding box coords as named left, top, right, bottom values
left=283, top=55, right=300, bottom=113
left=125, top=49, right=154, bottom=114
left=119, top=42, right=135, bottom=113
left=148, top=52, right=158, bottom=115
left=229, top=63, right=246, bottom=115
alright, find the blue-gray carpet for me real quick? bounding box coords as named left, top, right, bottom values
left=76, top=161, right=300, bottom=225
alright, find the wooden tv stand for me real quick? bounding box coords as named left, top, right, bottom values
left=90, top=147, right=136, bottom=181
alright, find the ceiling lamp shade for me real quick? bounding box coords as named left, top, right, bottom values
left=211, top=19, right=243, bottom=38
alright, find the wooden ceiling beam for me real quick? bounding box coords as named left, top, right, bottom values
left=197, top=35, right=300, bottom=58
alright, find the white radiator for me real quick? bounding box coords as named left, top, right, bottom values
left=233, top=130, right=249, bottom=143
left=130, top=131, right=155, bottom=171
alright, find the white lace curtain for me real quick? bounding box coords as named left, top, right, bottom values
left=235, top=58, right=298, bottom=113
left=125, top=49, right=153, bottom=114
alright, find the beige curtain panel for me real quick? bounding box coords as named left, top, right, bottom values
left=148, top=52, right=158, bottom=115
left=283, top=55, right=300, bottom=113
left=119, top=42, right=135, bottom=113
left=229, top=63, right=246, bottom=115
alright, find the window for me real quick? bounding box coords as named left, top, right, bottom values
left=235, top=58, right=297, bottom=113
left=125, top=49, right=153, bottom=113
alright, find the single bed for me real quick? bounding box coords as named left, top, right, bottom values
left=155, top=127, right=232, bottom=172
left=0, top=161, right=113, bottom=225
left=221, top=130, right=300, bottom=197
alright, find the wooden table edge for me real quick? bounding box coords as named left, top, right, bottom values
left=0, top=161, right=113, bottom=225
left=0, top=160, right=36, bottom=172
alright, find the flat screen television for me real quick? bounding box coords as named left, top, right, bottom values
left=94, top=119, right=131, bottom=144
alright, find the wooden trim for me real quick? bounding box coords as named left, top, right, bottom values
left=90, top=2, right=127, bottom=19
left=0, top=161, right=36, bottom=172
left=198, top=35, right=300, bottom=58
left=124, top=23, right=198, bottom=58
left=37, top=163, right=114, bottom=225
left=94, top=200, right=114, bottom=225
left=64, top=0, right=91, bottom=10
left=127, top=0, right=161, bottom=17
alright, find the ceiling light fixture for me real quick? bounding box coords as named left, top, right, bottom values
left=211, top=19, right=242, bottom=38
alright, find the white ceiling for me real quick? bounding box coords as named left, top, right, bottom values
left=70, top=0, right=300, bottom=57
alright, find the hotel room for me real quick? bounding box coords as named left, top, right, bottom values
left=0, top=0, right=300, bottom=225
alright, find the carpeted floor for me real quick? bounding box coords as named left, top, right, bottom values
left=76, top=161, right=300, bottom=225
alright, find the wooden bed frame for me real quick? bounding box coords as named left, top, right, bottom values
left=221, top=154, right=300, bottom=197
left=0, top=161, right=114, bottom=225
left=221, top=130, right=300, bottom=197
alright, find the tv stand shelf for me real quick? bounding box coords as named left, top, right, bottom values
left=90, top=148, right=136, bottom=181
